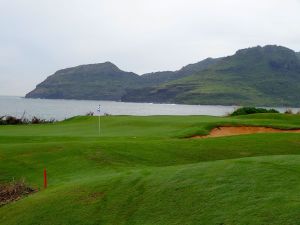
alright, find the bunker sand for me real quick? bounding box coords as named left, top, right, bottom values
left=194, top=126, right=300, bottom=138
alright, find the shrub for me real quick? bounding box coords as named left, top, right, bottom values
left=85, top=111, right=94, bottom=116
left=230, top=107, right=279, bottom=116
left=0, top=115, right=55, bottom=125
left=31, top=116, right=46, bottom=124
left=284, top=109, right=293, bottom=114
left=5, top=116, right=23, bottom=125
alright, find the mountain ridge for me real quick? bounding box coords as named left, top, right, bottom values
left=26, top=62, right=140, bottom=101
left=26, top=45, right=300, bottom=106
left=123, top=45, right=300, bottom=106
left=25, top=58, right=219, bottom=100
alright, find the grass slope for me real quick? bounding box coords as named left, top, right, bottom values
left=1, top=114, right=300, bottom=224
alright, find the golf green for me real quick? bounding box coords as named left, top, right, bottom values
left=1, top=114, right=300, bottom=225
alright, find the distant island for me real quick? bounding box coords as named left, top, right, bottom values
left=26, top=45, right=300, bottom=107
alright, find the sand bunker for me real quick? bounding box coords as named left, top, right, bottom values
left=193, top=126, right=300, bottom=138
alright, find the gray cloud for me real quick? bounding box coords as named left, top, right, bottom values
left=1, top=0, right=300, bottom=95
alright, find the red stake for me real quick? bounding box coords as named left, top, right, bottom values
left=44, top=168, right=47, bottom=189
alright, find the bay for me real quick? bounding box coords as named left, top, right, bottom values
left=0, top=96, right=298, bottom=121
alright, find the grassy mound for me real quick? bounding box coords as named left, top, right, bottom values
left=1, top=114, right=300, bottom=224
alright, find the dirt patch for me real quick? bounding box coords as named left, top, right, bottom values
left=0, top=180, right=36, bottom=206
left=193, top=126, right=300, bottom=139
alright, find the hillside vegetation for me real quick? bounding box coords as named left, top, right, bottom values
left=26, top=58, right=219, bottom=101
left=1, top=114, right=300, bottom=224
left=26, top=45, right=300, bottom=106
left=25, top=62, right=141, bottom=101
left=123, top=46, right=300, bottom=106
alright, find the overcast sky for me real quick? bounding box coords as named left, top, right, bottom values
left=1, top=0, right=300, bottom=96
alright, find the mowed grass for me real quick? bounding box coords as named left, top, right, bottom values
left=1, top=114, right=300, bottom=224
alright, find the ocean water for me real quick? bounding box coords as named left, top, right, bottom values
left=0, top=96, right=298, bottom=120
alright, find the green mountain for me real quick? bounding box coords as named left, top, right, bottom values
left=26, top=45, right=300, bottom=106
left=25, top=62, right=141, bottom=101
left=123, top=45, right=300, bottom=106
left=26, top=59, right=218, bottom=101
left=139, top=57, right=221, bottom=86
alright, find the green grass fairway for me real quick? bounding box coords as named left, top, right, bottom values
left=1, top=114, right=300, bottom=225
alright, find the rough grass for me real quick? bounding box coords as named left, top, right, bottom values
left=1, top=114, right=300, bottom=224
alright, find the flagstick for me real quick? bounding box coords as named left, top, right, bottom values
left=97, top=104, right=101, bottom=137
left=98, top=114, right=101, bottom=136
